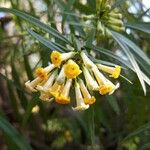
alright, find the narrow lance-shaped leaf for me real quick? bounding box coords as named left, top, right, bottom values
left=0, top=113, right=32, bottom=150
left=111, top=31, right=146, bottom=94
left=125, top=22, right=150, bottom=34
left=27, top=29, right=66, bottom=52
left=0, top=7, right=70, bottom=44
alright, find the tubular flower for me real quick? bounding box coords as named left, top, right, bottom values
left=35, top=64, right=55, bottom=80
left=25, top=77, right=42, bottom=92
left=36, top=70, right=58, bottom=92
left=39, top=91, right=53, bottom=102
left=50, top=51, right=75, bottom=67
left=72, top=81, right=89, bottom=111
left=64, top=60, right=82, bottom=79
left=78, top=79, right=96, bottom=105
left=82, top=66, right=99, bottom=91
left=92, top=66, right=118, bottom=95
left=97, top=64, right=121, bottom=79
left=56, top=79, right=72, bottom=104
left=25, top=50, right=121, bottom=111
left=80, top=51, right=95, bottom=68
left=49, top=82, right=64, bottom=98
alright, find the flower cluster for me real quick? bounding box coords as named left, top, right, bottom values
left=25, top=50, right=121, bottom=111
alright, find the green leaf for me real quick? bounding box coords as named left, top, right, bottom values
left=11, top=62, right=28, bottom=109
left=125, top=22, right=150, bottom=34
left=22, top=93, right=39, bottom=126
left=140, top=143, right=150, bottom=150
left=106, top=95, right=120, bottom=115
left=27, top=29, right=67, bottom=52
left=111, top=0, right=127, bottom=9
left=122, top=122, right=150, bottom=142
left=0, top=7, right=70, bottom=44
left=111, top=31, right=150, bottom=66
left=0, top=113, right=32, bottom=150
left=111, top=31, right=147, bottom=94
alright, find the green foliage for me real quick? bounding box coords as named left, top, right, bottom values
left=0, top=0, right=150, bottom=149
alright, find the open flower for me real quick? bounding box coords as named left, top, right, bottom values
left=97, top=64, right=121, bottom=78
left=56, top=79, right=72, bottom=104
left=49, top=67, right=66, bottom=98
left=39, top=91, right=53, bottom=102
left=78, top=78, right=96, bottom=105
left=49, top=82, right=64, bottom=98
left=36, top=70, right=58, bottom=92
left=25, top=77, right=42, bottom=92
left=50, top=51, right=75, bottom=67
left=92, top=66, right=119, bottom=95
left=35, top=64, right=55, bottom=79
left=82, top=66, right=99, bottom=91
left=72, top=81, right=89, bottom=111
left=64, top=59, right=82, bottom=79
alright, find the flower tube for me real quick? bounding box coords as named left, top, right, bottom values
left=97, top=64, right=121, bottom=79
left=80, top=51, right=95, bottom=68
left=92, top=66, right=119, bottom=95
left=25, top=77, right=42, bottom=92
left=56, top=79, right=72, bottom=104
left=49, top=67, right=65, bottom=98
left=39, top=91, right=53, bottom=102
left=72, top=81, right=89, bottom=111
left=82, top=66, right=99, bottom=91
left=78, top=78, right=96, bottom=105
left=36, top=69, right=58, bottom=92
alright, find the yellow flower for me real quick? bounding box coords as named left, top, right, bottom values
left=39, top=91, right=53, bottom=102
left=82, top=66, right=99, bottom=91
left=92, top=66, right=119, bottom=95
left=50, top=51, right=62, bottom=67
left=35, top=64, right=55, bottom=80
left=78, top=79, right=96, bottom=105
left=50, top=51, right=76, bottom=67
left=32, top=105, right=40, bottom=113
left=35, top=67, right=48, bottom=80
left=36, top=70, right=58, bottom=92
left=72, top=81, right=89, bottom=111
left=25, top=77, right=42, bottom=92
left=97, top=64, right=121, bottom=79
left=99, top=84, right=113, bottom=95
left=56, top=79, right=72, bottom=104
left=49, top=82, right=64, bottom=98
left=64, top=60, right=82, bottom=79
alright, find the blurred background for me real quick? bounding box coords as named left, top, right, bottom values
left=0, top=0, right=150, bottom=150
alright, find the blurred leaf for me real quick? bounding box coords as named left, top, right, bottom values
left=6, top=78, right=21, bottom=121
left=0, top=7, right=70, bottom=44
left=122, top=122, right=150, bottom=142
left=0, top=113, right=32, bottom=150
left=112, top=0, right=127, bottom=9
left=106, top=95, right=120, bottom=115
left=11, top=62, right=28, bottom=109
left=23, top=54, right=34, bottom=80
left=140, top=143, right=150, bottom=150
left=125, top=22, right=150, bottom=34
left=27, top=29, right=67, bottom=52
left=111, top=31, right=147, bottom=94
left=22, top=93, right=39, bottom=126
left=111, top=31, right=150, bottom=66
